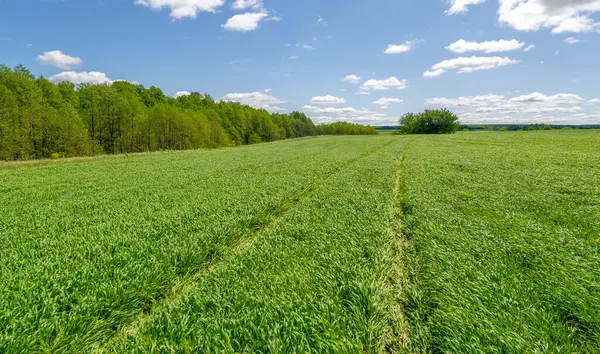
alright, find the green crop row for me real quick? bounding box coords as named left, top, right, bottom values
left=0, top=137, right=395, bottom=352
left=401, top=131, right=600, bottom=353
left=107, top=136, right=409, bottom=353
left=2, top=131, right=599, bottom=353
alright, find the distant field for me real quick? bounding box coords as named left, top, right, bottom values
left=1, top=131, right=598, bottom=352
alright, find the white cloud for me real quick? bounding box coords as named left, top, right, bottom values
left=524, top=44, right=536, bottom=51
left=221, top=92, right=286, bottom=111
left=446, top=39, right=525, bottom=53
left=427, top=91, right=592, bottom=123
left=426, top=94, right=506, bottom=106
left=343, top=74, right=361, bottom=84
left=427, top=92, right=583, bottom=107
left=37, top=50, right=83, bottom=70
left=423, top=56, right=520, bottom=77
left=316, top=15, right=326, bottom=25
left=222, top=12, right=269, bottom=31
left=380, top=106, right=389, bottom=110
left=310, top=95, right=346, bottom=105
left=360, top=77, right=407, bottom=91
left=589, top=98, right=600, bottom=103
left=302, top=105, right=359, bottom=114
left=423, top=69, right=445, bottom=78
left=458, top=112, right=599, bottom=125
left=231, top=0, right=263, bottom=10
left=446, top=0, right=486, bottom=15
left=355, top=91, right=371, bottom=95
left=373, top=97, right=403, bottom=105
left=49, top=71, right=113, bottom=85
left=175, top=91, right=191, bottom=97
left=264, top=88, right=271, bottom=93
left=302, top=105, right=397, bottom=125
left=296, top=43, right=314, bottom=50
left=508, top=92, right=584, bottom=104
left=498, top=0, right=600, bottom=34
left=563, top=37, right=581, bottom=44
left=384, top=39, right=423, bottom=54
left=287, top=55, right=298, bottom=60
left=134, top=0, right=225, bottom=19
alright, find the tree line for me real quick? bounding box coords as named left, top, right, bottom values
left=316, top=121, right=379, bottom=135
left=0, top=65, right=375, bottom=161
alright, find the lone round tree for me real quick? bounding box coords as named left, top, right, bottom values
left=399, top=109, right=459, bottom=134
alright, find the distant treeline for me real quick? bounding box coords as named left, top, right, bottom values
left=317, top=121, right=378, bottom=135
left=460, top=124, right=600, bottom=131
left=377, top=124, right=600, bottom=132
left=0, top=65, right=374, bottom=162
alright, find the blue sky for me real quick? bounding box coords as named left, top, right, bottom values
left=1, top=0, right=599, bottom=125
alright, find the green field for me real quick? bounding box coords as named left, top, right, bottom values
left=1, top=131, right=599, bottom=352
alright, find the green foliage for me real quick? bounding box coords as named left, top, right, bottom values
left=1, top=132, right=599, bottom=352
left=0, top=65, right=321, bottom=161
left=317, top=121, right=379, bottom=135
left=401, top=131, right=600, bottom=353
left=112, top=137, right=407, bottom=352
left=247, top=132, right=262, bottom=144
left=0, top=136, right=404, bottom=352
left=528, top=123, right=554, bottom=130
left=399, top=109, right=459, bottom=134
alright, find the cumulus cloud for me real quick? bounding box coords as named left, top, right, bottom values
left=373, top=97, right=403, bottom=105
left=303, top=105, right=362, bottom=114
left=310, top=95, right=346, bottom=105
left=49, top=71, right=113, bottom=85
left=446, top=39, right=525, bottom=53
left=37, top=50, right=83, bottom=70
left=457, top=112, right=598, bottom=125
left=425, top=94, right=506, bottom=106
left=384, top=39, right=423, bottom=54
left=498, top=0, right=600, bottom=34
left=508, top=92, right=584, bottom=104
left=423, top=56, right=520, bottom=77
left=426, top=91, right=591, bottom=123
left=343, top=74, right=361, bottom=84
left=446, top=0, right=486, bottom=15
left=563, top=37, right=581, bottom=44
left=175, top=91, right=191, bottom=97
left=222, top=12, right=269, bottom=31
left=231, top=0, right=263, bottom=10
left=303, top=105, right=397, bottom=125
left=423, top=69, right=446, bottom=78
left=221, top=91, right=286, bottom=111
left=134, top=0, right=225, bottom=19
left=360, top=77, right=407, bottom=91
left=589, top=98, right=600, bottom=103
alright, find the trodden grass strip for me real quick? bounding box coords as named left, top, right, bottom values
left=0, top=136, right=390, bottom=353
left=109, top=137, right=410, bottom=353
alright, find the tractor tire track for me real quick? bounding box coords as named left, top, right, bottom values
left=96, top=138, right=398, bottom=353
